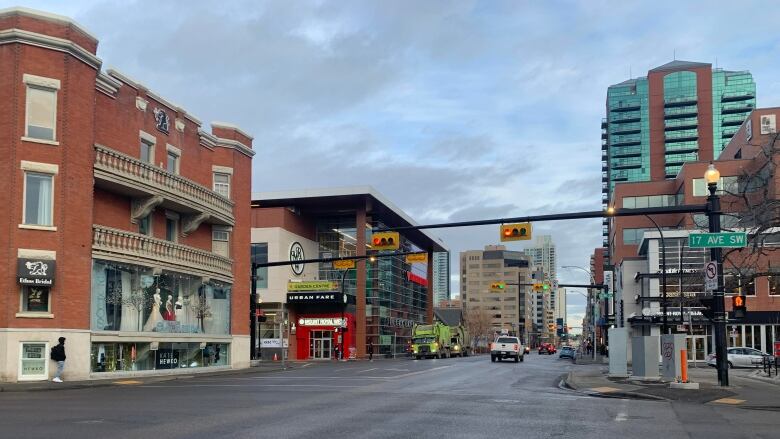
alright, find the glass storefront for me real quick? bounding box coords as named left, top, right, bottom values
left=90, top=342, right=229, bottom=372
left=91, top=260, right=231, bottom=335
left=316, top=215, right=428, bottom=357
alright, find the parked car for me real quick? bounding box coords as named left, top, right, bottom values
left=491, top=336, right=524, bottom=363
left=558, top=346, right=575, bottom=360
left=707, top=347, right=772, bottom=368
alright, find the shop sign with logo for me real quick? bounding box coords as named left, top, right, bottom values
left=17, top=259, right=55, bottom=286
left=290, top=242, right=305, bottom=275
left=297, top=317, right=346, bottom=327
left=155, top=350, right=179, bottom=369
left=20, top=343, right=47, bottom=378
left=287, top=281, right=338, bottom=292
left=287, top=292, right=349, bottom=305
left=261, top=339, right=289, bottom=348
left=380, top=317, right=415, bottom=328
left=405, top=253, right=428, bottom=264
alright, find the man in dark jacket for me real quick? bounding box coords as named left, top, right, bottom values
left=368, top=342, right=374, bottom=361
left=50, top=337, right=66, bottom=382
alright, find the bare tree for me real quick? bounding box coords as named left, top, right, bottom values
left=463, top=307, right=492, bottom=353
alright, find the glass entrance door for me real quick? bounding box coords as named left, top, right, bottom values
left=686, top=336, right=707, bottom=362
left=309, top=330, right=333, bottom=360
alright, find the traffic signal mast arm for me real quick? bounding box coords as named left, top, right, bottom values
left=254, top=250, right=424, bottom=268
left=374, top=205, right=708, bottom=232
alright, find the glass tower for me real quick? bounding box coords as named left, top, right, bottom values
left=601, top=61, right=755, bottom=248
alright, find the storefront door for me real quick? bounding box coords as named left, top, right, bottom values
left=686, top=336, right=707, bottom=362
left=309, top=330, right=332, bottom=360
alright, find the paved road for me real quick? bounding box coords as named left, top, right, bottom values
left=1, top=353, right=778, bottom=438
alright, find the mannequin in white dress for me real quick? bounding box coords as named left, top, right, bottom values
left=174, top=294, right=184, bottom=322
left=143, top=289, right=164, bottom=332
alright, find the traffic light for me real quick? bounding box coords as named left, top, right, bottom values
left=371, top=232, right=400, bottom=250
left=533, top=283, right=550, bottom=293
left=732, top=295, right=746, bottom=319
left=490, top=282, right=506, bottom=292
left=500, top=223, right=532, bottom=242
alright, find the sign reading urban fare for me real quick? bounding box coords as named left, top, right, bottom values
left=287, top=281, right=338, bottom=292
left=688, top=232, right=747, bottom=248
left=287, top=292, right=348, bottom=305
left=405, top=253, right=428, bottom=264
left=17, top=259, right=55, bottom=286
left=333, top=259, right=355, bottom=270
left=289, top=242, right=305, bottom=275
left=297, top=317, right=346, bottom=327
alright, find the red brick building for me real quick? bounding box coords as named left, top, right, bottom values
left=608, top=107, right=780, bottom=358
left=0, top=8, right=253, bottom=382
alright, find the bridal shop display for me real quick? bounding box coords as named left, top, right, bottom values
left=90, top=260, right=232, bottom=373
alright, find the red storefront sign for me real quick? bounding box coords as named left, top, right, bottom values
left=293, top=312, right=355, bottom=360
left=774, top=341, right=780, bottom=357
left=407, top=272, right=428, bottom=287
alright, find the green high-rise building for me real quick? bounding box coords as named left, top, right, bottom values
left=600, top=60, right=755, bottom=246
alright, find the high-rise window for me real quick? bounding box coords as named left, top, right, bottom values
left=141, top=139, right=154, bottom=164
left=138, top=214, right=152, bottom=236
left=212, top=229, right=230, bottom=257
left=23, top=172, right=53, bottom=226
left=166, top=151, right=179, bottom=174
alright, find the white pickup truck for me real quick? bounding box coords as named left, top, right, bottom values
left=490, top=336, right=524, bottom=363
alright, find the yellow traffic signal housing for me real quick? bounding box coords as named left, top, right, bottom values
left=500, top=223, right=532, bottom=242
left=371, top=232, right=400, bottom=251
left=490, top=282, right=506, bottom=292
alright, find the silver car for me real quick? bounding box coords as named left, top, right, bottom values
left=707, top=347, right=771, bottom=368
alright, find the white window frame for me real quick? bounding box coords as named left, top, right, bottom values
left=165, top=144, right=181, bottom=174
left=212, top=166, right=233, bottom=199
left=19, top=161, right=58, bottom=231
left=140, top=130, right=156, bottom=164
left=165, top=211, right=179, bottom=242
left=22, top=74, right=60, bottom=145
left=18, top=342, right=50, bottom=381
left=212, top=226, right=231, bottom=257
left=138, top=213, right=153, bottom=236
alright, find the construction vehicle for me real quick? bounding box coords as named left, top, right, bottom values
left=411, top=322, right=452, bottom=359
left=448, top=324, right=472, bottom=357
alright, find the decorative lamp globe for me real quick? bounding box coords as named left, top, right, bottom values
left=704, top=163, right=720, bottom=185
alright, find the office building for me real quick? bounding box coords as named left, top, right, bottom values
left=432, top=251, right=450, bottom=306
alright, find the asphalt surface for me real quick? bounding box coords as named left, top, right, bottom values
left=1, top=353, right=778, bottom=438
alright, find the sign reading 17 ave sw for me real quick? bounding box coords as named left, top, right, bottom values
left=688, top=232, right=747, bottom=248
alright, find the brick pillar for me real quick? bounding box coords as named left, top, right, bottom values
left=427, top=250, right=434, bottom=323
left=355, top=206, right=367, bottom=357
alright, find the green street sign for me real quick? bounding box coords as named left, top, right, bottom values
left=688, top=232, right=747, bottom=248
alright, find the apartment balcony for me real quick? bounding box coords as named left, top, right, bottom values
left=721, top=102, right=754, bottom=114
left=601, top=161, right=608, bottom=171
left=92, top=225, right=233, bottom=282
left=94, top=144, right=234, bottom=231
left=664, top=117, right=698, bottom=131
left=722, top=114, right=747, bottom=126
left=608, top=102, right=641, bottom=112
left=611, top=122, right=641, bottom=135
left=601, top=119, right=607, bottom=129
left=664, top=105, right=698, bottom=119
left=721, top=91, right=755, bottom=102
left=610, top=146, right=642, bottom=158
left=663, top=96, right=697, bottom=107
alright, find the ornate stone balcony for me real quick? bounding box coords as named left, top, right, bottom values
left=94, top=144, right=234, bottom=231
left=92, top=225, right=233, bottom=282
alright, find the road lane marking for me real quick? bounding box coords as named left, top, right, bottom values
left=712, top=397, right=746, bottom=405
left=141, top=383, right=363, bottom=388
left=384, top=368, right=409, bottom=372
left=615, top=413, right=628, bottom=422
left=113, top=380, right=142, bottom=385
left=357, top=368, right=378, bottom=373
left=589, top=386, right=619, bottom=393
left=391, top=365, right=454, bottom=379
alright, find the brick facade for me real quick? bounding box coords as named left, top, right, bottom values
left=0, top=8, right=253, bottom=382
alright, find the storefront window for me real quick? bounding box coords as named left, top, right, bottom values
left=91, top=342, right=228, bottom=372
left=91, top=260, right=231, bottom=335
left=21, top=286, right=49, bottom=312
left=19, top=343, right=48, bottom=380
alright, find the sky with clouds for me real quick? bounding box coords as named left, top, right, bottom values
left=9, top=0, right=780, bottom=331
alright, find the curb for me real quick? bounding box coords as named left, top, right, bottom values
left=0, top=364, right=291, bottom=393
left=561, top=372, right=667, bottom=401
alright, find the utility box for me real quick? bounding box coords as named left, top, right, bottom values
left=608, top=328, right=629, bottom=378
left=661, top=334, right=687, bottom=381
left=631, top=336, right=660, bottom=380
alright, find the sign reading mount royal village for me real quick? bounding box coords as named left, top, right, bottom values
left=17, top=259, right=55, bottom=286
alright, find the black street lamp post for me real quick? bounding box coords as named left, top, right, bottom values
left=705, top=163, right=729, bottom=386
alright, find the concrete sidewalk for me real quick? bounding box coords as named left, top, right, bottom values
left=564, top=364, right=780, bottom=406
left=0, top=361, right=291, bottom=393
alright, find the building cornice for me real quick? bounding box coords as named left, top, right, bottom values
left=107, top=67, right=203, bottom=127
left=0, top=7, right=99, bottom=42
left=215, top=137, right=256, bottom=158
left=0, top=28, right=101, bottom=70
left=212, top=121, right=254, bottom=141
left=95, top=72, right=121, bottom=97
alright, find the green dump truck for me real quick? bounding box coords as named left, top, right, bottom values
left=411, top=323, right=452, bottom=359
left=448, top=325, right=472, bottom=357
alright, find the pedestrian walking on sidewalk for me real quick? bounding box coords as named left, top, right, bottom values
left=368, top=342, right=374, bottom=361
left=50, top=337, right=66, bottom=382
